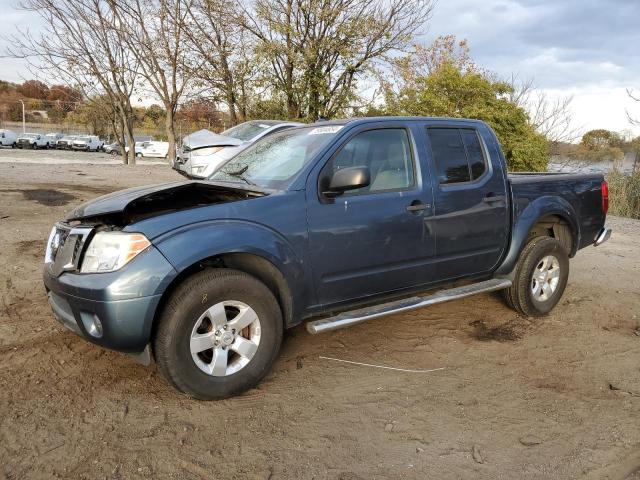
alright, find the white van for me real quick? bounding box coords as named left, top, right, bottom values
left=72, top=135, right=104, bottom=152
left=0, top=129, right=17, bottom=147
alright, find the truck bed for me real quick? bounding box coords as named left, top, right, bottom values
left=508, top=172, right=606, bottom=251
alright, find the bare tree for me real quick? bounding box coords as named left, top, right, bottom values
left=240, top=0, right=435, bottom=120
left=184, top=0, right=258, bottom=126
left=111, top=0, right=194, bottom=160
left=508, top=76, right=581, bottom=145
left=627, top=88, right=640, bottom=126
left=7, top=0, right=140, bottom=164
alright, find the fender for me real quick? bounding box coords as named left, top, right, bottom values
left=495, top=195, right=580, bottom=276
left=152, top=219, right=307, bottom=321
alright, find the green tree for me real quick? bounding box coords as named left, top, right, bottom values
left=384, top=61, right=548, bottom=171
left=581, top=129, right=622, bottom=150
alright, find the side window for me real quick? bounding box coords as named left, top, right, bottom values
left=461, top=129, right=486, bottom=179
left=427, top=127, right=487, bottom=184
left=322, top=128, right=415, bottom=195
left=428, top=128, right=470, bottom=184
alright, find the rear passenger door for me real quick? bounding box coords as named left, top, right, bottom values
left=425, top=124, right=509, bottom=280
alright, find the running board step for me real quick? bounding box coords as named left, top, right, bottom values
left=306, top=278, right=512, bottom=334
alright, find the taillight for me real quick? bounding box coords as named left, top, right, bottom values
left=601, top=180, right=609, bottom=215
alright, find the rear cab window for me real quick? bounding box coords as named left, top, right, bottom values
left=427, top=127, right=487, bottom=185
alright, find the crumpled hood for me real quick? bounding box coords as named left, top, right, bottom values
left=183, top=129, right=242, bottom=150
left=65, top=181, right=262, bottom=224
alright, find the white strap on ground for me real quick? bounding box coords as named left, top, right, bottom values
left=319, top=356, right=446, bottom=373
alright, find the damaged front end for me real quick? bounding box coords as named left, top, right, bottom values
left=66, top=180, right=266, bottom=227
left=43, top=180, right=269, bottom=353
left=46, top=181, right=267, bottom=277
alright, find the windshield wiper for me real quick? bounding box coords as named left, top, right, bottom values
left=225, top=165, right=256, bottom=186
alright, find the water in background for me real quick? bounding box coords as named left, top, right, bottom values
left=548, top=152, right=637, bottom=174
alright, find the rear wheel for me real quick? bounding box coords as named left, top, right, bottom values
left=503, top=236, right=569, bottom=317
left=154, top=269, right=283, bottom=400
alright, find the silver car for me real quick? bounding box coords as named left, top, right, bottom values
left=174, top=120, right=303, bottom=179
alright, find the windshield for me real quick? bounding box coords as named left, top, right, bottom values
left=77, top=137, right=90, bottom=142
left=209, top=125, right=342, bottom=190
left=21, top=133, right=38, bottom=138
left=221, top=121, right=276, bottom=142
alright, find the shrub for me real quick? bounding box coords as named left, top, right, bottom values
left=607, top=169, right=640, bottom=219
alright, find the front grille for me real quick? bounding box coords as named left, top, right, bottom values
left=47, top=224, right=93, bottom=276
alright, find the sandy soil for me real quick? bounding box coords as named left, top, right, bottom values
left=0, top=155, right=639, bottom=480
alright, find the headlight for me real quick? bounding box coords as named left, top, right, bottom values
left=80, top=232, right=150, bottom=273
left=191, top=146, right=224, bottom=157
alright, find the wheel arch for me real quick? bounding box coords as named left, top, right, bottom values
left=151, top=251, right=297, bottom=346
left=495, top=196, right=579, bottom=276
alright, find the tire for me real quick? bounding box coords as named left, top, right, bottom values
left=32, top=143, right=37, bottom=150
left=154, top=268, right=283, bottom=400
left=503, top=236, right=569, bottom=317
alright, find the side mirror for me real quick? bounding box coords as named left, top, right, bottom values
left=323, top=166, right=371, bottom=197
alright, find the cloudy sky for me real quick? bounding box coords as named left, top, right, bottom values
left=1, top=0, right=639, bottom=136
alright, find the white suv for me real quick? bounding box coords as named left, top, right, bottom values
left=44, top=133, right=64, bottom=148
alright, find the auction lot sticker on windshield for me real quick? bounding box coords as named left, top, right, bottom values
left=308, top=125, right=343, bottom=135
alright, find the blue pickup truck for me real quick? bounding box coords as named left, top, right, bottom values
left=43, top=117, right=611, bottom=399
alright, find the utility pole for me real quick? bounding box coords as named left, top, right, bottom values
left=19, top=100, right=25, bottom=133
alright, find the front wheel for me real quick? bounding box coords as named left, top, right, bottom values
left=503, top=236, right=569, bottom=317
left=154, top=269, right=283, bottom=400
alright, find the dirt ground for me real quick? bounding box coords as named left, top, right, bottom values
left=0, top=154, right=639, bottom=480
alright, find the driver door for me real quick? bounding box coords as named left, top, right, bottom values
left=306, top=124, right=435, bottom=306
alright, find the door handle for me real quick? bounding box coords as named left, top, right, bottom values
left=406, top=202, right=430, bottom=212
left=482, top=195, right=505, bottom=204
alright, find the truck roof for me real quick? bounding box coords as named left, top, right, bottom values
left=316, top=116, right=488, bottom=127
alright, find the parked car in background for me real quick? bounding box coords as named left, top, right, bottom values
left=174, top=120, right=303, bottom=178
left=140, top=141, right=169, bottom=159
left=72, top=135, right=104, bottom=152
left=16, top=133, right=48, bottom=149
left=41, top=117, right=611, bottom=400
left=44, top=133, right=64, bottom=148
left=57, top=135, right=78, bottom=149
left=105, top=138, right=152, bottom=157
left=103, top=142, right=119, bottom=155
left=0, top=129, right=17, bottom=147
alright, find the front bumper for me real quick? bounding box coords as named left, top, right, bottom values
left=43, top=246, right=177, bottom=353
